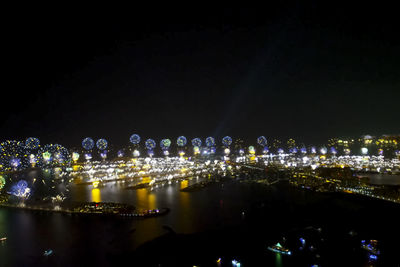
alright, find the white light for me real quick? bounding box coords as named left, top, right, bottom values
left=133, top=150, right=140, bottom=157
left=224, top=148, right=230, bottom=155
left=311, top=164, right=318, bottom=170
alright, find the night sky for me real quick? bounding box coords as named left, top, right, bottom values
left=2, top=4, right=399, bottom=147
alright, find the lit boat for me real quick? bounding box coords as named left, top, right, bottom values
left=0, top=237, right=7, bottom=242
left=369, top=254, right=378, bottom=261
left=361, top=240, right=380, bottom=255
left=43, top=249, right=53, bottom=256
left=267, top=242, right=292, bottom=255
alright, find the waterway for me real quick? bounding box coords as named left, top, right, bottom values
left=0, top=170, right=399, bottom=266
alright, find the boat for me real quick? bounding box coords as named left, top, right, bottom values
left=0, top=237, right=7, bottom=242
left=43, top=249, right=53, bottom=256
left=369, top=254, right=378, bottom=261
left=361, top=240, right=380, bottom=255
left=267, top=242, right=292, bottom=255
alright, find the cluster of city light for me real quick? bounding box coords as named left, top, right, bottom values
left=1, top=133, right=399, bottom=207
left=1, top=134, right=399, bottom=174
left=255, top=153, right=400, bottom=173
left=70, top=156, right=231, bottom=188
left=337, top=185, right=400, bottom=203
left=75, top=134, right=400, bottom=162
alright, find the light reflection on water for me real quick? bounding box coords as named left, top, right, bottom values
left=275, top=253, right=283, bottom=267
left=180, top=179, right=188, bottom=190
left=136, top=188, right=156, bottom=210
left=1, top=172, right=223, bottom=265
left=91, top=188, right=101, bottom=203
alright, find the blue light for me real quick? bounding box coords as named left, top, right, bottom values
left=369, top=254, right=377, bottom=260
left=130, top=134, right=141, bottom=144
left=191, top=138, right=202, bottom=147
left=160, top=139, right=171, bottom=150
left=205, top=137, right=215, bottom=147
left=257, top=136, right=267, bottom=146
left=96, top=139, right=108, bottom=150
left=9, top=180, right=31, bottom=198
left=231, top=259, right=241, bottom=266
left=10, top=158, right=21, bottom=168
left=222, top=136, right=232, bottom=147
left=82, top=137, right=95, bottom=150
left=177, top=136, right=187, bottom=147
left=145, top=139, right=156, bottom=150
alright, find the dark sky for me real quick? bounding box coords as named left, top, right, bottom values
left=2, top=3, right=399, bottom=147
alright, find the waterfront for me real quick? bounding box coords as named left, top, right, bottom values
left=1, top=169, right=400, bottom=266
